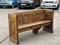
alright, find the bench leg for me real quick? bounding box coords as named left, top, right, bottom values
left=9, top=21, right=19, bottom=44
left=8, top=15, right=19, bottom=44
left=10, top=32, right=19, bottom=44
left=43, top=23, right=53, bottom=33
left=33, top=27, right=41, bottom=34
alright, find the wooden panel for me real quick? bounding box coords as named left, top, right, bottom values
left=18, top=20, right=51, bottom=29
left=33, top=10, right=44, bottom=22
left=44, top=9, right=54, bottom=20
left=18, top=15, right=23, bottom=25
left=23, top=13, right=33, bottom=24
left=43, top=9, right=54, bottom=33
left=18, top=22, right=51, bottom=33
left=8, top=14, right=19, bottom=44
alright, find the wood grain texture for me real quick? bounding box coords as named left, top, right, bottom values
left=43, top=9, right=54, bottom=33
left=8, top=14, right=19, bottom=44
left=8, top=9, right=54, bottom=44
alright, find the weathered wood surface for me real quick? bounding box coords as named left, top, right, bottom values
left=8, top=9, right=54, bottom=44
left=43, top=9, right=54, bottom=33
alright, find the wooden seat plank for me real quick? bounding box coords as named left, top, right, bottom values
left=18, top=20, right=51, bottom=29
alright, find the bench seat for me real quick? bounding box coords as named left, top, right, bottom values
left=18, top=20, right=51, bottom=29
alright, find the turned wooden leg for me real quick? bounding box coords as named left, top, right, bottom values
left=33, top=27, right=41, bottom=34
left=43, top=23, right=53, bottom=33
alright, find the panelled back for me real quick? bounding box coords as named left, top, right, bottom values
left=17, top=10, right=45, bottom=25
left=33, top=10, right=44, bottom=22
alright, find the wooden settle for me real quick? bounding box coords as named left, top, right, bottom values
left=8, top=9, right=54, bottom=44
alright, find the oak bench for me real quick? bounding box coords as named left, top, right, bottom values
left=8, top=9, right=54, bottom=44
